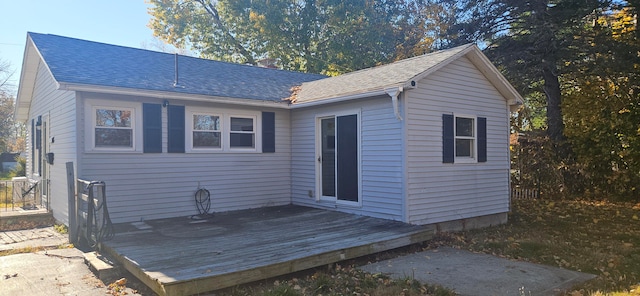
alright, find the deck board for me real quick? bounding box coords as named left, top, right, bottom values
left=102, top=205, right=434, bottom=296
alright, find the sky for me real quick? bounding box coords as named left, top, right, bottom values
left=0, top=0, right=158, bottom=95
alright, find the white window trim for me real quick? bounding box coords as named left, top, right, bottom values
left=228, top=114, right=258, bottom=151
left=84, top=99, right=143, bottom=153
left=188, top=112, right=223, bottom=152
left=185, top=107, right=261, bottom=153
left=454, top=113, right=477, bottom=163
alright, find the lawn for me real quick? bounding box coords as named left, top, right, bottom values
left=0, top=182, right=14, bottom=208
left=222, top=198, right=640, bottom=296
left=432, top=198, right=640, bottom=295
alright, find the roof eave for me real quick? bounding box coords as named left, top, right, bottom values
left=464, top=46, right=524, bottom=107
left=403, top=44, right=524, bottom=108
left=58, top=83, right=291, bottom=109
left=403, top=44, right=477, bottom=89
left=290, top=87, right=401, bottom=109
left=14, top=35, right=40, bottom=122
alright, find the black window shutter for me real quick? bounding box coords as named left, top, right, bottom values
left=262, top=111, right=275, bottom=153
left=442, top=114, right=454, bottom=163
left=143, top=103, right=162, bottom=153
left=168, top=105, right=185, bottom=153
left=477, top=117, right=487, bottom=162
left=35, top=116, right=41, bottom=149
left=31, top=119, right=35, bottom=174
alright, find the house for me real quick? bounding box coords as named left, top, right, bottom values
left=0, top=152, right=20, bottom=172
left=15, top=33, right=522, bottom=230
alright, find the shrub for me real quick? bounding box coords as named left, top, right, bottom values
left=10, top=156, right=25, bottom=178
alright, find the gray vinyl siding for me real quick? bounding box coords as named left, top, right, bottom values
left=405, top=56, right=510, bottom=225
left=291, top=96, right=404, bottom=221
left=26, top=62, right=77, bottom=224
left=78, top=93, right=291, bottom=223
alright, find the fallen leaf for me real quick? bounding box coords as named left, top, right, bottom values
left=114, top=278, right=127, bottom=286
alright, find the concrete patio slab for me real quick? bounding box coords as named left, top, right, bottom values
left=0, top=248, right=140, bottom=296
left=360, top=247, right=597, bottom=296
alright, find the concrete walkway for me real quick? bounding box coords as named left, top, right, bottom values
left=1, top=248, right=110, bottom=296
left=0, top=226, right=68, bottom=251
left=360, top=247, right=597, bottom=296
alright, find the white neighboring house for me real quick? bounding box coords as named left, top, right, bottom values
left=15, top=33, right=522, bottom=230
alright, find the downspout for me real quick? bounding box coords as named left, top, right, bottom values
left=385, top=87, right=403, bottom=121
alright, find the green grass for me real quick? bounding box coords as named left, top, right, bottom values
left=0, top=246, right=46, bottom=257
left=54, top=223, right=68, bottom=234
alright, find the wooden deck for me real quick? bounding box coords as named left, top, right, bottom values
left=101, top=205, right=434, bottom=296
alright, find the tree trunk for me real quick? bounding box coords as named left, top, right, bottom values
left=542, top=62, right=564, bottom=141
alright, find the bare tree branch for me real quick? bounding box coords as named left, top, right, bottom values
left=194, top=0, right=255, bottom=65
left=0, top=58, right=16, bottom=97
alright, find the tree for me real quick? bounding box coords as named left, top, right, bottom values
left=0, top=58, right=21, bottom=153
left=147, top=0, right=424, bottom=74
left=562, top=6, right=640, bottom=200
left=0, top=94, right=19, bottom=153
left=0, top=58, right=13, bottom=96
left=438, top=0, right=640, bottom=199
left=444, top=0, right=608, bottom=141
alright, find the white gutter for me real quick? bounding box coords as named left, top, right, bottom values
left=57, top=82, right=291, bottom=109
left=508, top=98, right=524, bottom=113
left=291, top=86, right=406, bottom=121
left=384, top=87, right=403, bottom=121
left=58, top=82, right=416, bottom=113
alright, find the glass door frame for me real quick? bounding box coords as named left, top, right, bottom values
left=314, top=110, right=361, bottom=206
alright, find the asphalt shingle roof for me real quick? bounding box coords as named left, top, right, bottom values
left=294, top=44, right=474, bottom=103
left=29, top=33, right=326, bottom=102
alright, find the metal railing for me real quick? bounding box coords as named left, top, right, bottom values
left=0, top=178, right=45, bottom=212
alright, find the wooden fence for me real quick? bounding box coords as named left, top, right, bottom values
left=511, top=186, right=539, bottom=199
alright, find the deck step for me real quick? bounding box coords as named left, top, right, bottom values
left=84, top=251, right=120, bottom=281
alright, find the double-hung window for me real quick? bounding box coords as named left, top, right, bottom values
left=230, top=116, right=255, bottom=149
left=94, top=108, right=134, bottom=148
left=192, top=114, right=221, bottom=149
left=186, top=108, right=260, bottom=152
left=85, top=99, right=142, bottom=152
left=455, top=116, right=475, bottom=158
left=443, top=113, right=486, bottom=163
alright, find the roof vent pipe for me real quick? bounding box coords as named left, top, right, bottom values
left=385, top=87, right=403, bottom=121
left=173, top=53, right=183, bottom=88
